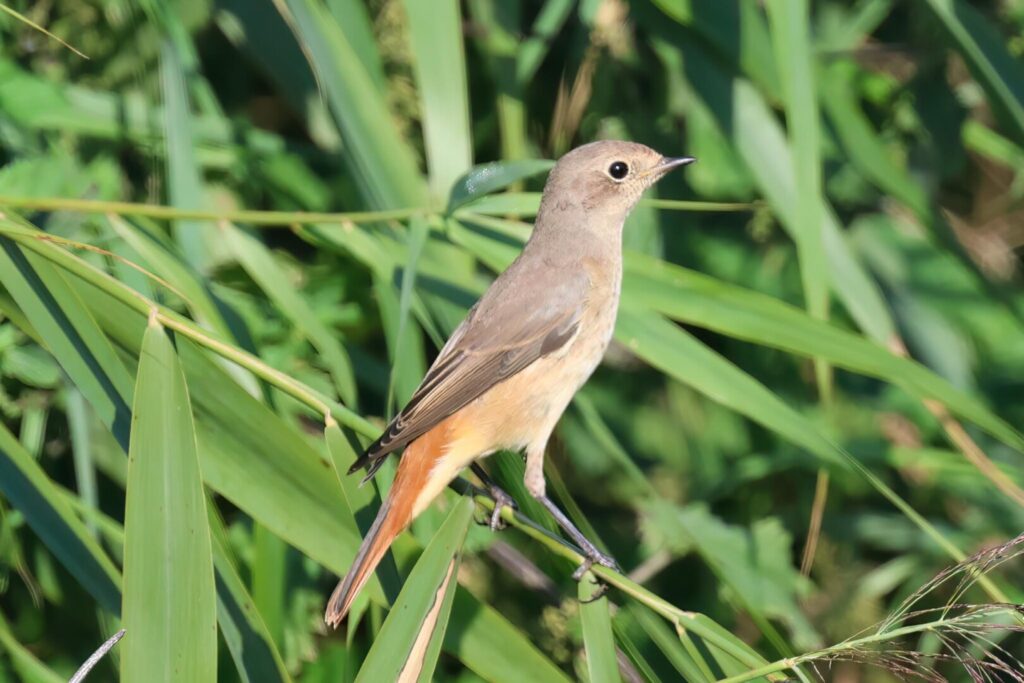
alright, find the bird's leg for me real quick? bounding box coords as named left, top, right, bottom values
left=524, top=447, right=620, bottom=580
left=470, top=463, right=518, bottom=531
left=533, top=493, right=621, bottom=579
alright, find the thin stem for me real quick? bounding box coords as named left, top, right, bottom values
left=641, top=198, right=763, bottom=212
left=0, top=195, right=761, bottom=226
left=0, top=196, right=425, bottom=226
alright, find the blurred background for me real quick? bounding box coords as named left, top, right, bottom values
left=0, top=0, right=1023, bottom=681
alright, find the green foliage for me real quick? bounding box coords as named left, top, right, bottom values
left=0, top=0, right=1022, bottom=681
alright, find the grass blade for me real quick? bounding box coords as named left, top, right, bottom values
left=355, top=495, right=474, bottom=683
left=677, top=40, right=895, bottom=343
left=447, top=160, right=554, bottom=212
left=0, top=422, right=121, bottom=614
left=579, top=573, right=621, bottom=683
left=765, top=0, right=830, bottom=398
left=276, top=0, right=426, bottom=208
left=402, top=0, right=473, bottom=200
left=0, top=237, right=134, bottom=448
left=444, top=590, right=574, bottom=683
left=208, top=508, right=293, bottom=683
left=0, top=613, right=64, bottom=683
left=121, top=319, right=216, bottom=682
left=160, top=40, right=212, bottom=273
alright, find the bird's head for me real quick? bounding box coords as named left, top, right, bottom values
left=541, top=140, right=695, bottom=219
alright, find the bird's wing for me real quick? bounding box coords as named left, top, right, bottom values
left=350, top=270, right=587, bottom=479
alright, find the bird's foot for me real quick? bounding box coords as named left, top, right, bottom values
left=486, top=486, right=518, bottom=531
left=571, top=547, right=620, bottom=581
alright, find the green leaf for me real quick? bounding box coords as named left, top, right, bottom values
left=215, top=0, right=341, bottom=151
left=680, top=43, right=895, bottom=343
left=355, top=495, right=474, bottom=683
left=208, top=508, right=293, bottom=683
left=402, top=0, right=473, bottom=200
left=766, top=0, right=829, bottom=396
left=105, top=215, right=233, bottom=339
left=579, top=573, right=621, bottom=683
left=447, top=160, right=554, bottom=212
left=160, top=40, right=213, bottom=273
left=516, top=0, right=574, bottom=84
left=121, top=320, right=217, bottom=682
left=628, top=605, right=713, bottom=683
left=387, top=216, right=430, bottom=411
left=0, top=236, right=134, bottom=449
left=0, top=421, right=121, bottom=614
left=650, top=0, right=779, bottom=95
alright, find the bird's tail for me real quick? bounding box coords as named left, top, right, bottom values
left=324, top=423, right=449, bottom=627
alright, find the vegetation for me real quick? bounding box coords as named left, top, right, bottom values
left=0, top=0, right=1022, bottom=681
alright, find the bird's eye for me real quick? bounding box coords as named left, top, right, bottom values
left=608, top=161, right=629, bottom=180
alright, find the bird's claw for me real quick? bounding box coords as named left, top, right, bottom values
left=571, top=548, right=620, bottom=581
left=487, top=489, right=518, bottom=531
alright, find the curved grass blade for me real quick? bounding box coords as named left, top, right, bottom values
left=629, top=604, right=713, bottom=682
left=0, top=4, right=88, bottom=59
left=444, top=590, right=574, bottom=683
left=516, top=0, right=574, bottom=84
left=106, top=215, right=232, bottom=339
left=121, top=319, right=216, bottom=682
left=650, top=0, right=779, bottom=95
left=679, top=43, right=895, bottom=343
left=579, top=573, right=621, bottom=683
left=447, top=160, right=554, bottom=213
left=387, top=215, right=430, bottom=412
left=355, top=495, right=474, bottom=683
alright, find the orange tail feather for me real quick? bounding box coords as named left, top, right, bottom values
left=325, top=421, right=450, bottom=627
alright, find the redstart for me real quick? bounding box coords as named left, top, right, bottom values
left=326, top=140, right=694, bottom=626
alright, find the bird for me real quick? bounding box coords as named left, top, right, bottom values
left=325, top=140, right=695, bottom=626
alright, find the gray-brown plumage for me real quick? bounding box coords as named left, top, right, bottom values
left=328, top=140, right=694, bottom=626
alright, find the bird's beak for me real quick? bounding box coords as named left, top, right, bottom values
left=641, top=156, right=696, bottom=179
left=655, top=156, right=696, bottom=173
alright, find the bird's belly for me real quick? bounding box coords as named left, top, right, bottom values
left=476, top=303, right=617, bottom=451
left=416, top=299, right=618, bottom=512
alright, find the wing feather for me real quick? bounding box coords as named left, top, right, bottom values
left=350, top=269, right=587, bottom=478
